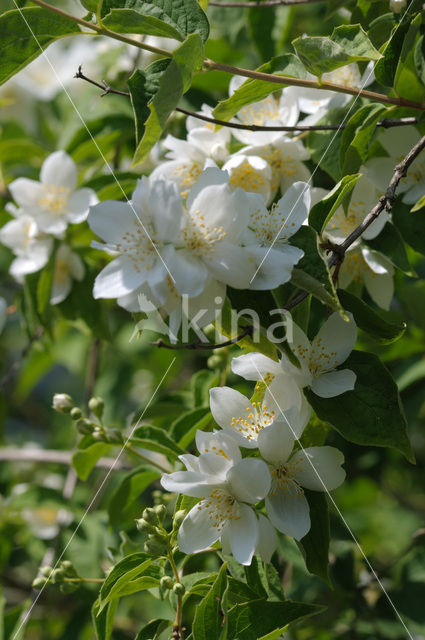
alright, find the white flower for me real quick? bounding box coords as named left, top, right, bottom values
left=210, top=385, right=310, bottom=448
left=229, top=76, right=299, bottom=146
left=231, top=312, right=357, bottom=411
left=51, top=245, right=85, bottom=305
left=161, top=431, right=271, bottom=565
left=0, top=212, right=53, bottom=280
left=363, top=126, right=425, bottom=205
left=223, top=154, right=273, bottom=204
left=258, top=420, right=345, bottom=539
left=8, top=151, right=98, bottom=236
left=338, top=245, right=395, bottom=310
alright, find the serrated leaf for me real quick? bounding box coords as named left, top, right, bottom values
left=305, top=350, right=414, bottom=462
left=339, top=104, right=387, bottom=175
left=102, top=8, right=184, bottom=40
left=309, top=174, right=361, bottom=234
left=128, top=59, right=170, bottom=144
left=299, top=491, right=330, bottom=584
left=132, top=33, right=204, bottom=165
left=100, top=0, right=209, bottom=42
left=131, top=424, right=186, bottom=459
left=108, top=465, right=161, bottom=525
left=192, top=563, right=228, bottom=640
left=364, top=221, right=413, bottom=275
left=213, top=54, right=307, bottom=122
left=338, top=288, right=406, bottom=344
left=0, top=8, right=81, bottom=86
left=331, top=24, right=381, bottom=61
left=72, top=443, right=112, bottom=481
left=226, top=599, right=325, bottom=640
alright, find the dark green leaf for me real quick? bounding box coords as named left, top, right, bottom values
left=135, top=619, right=171, bottom=640
left=309, top=174, right=361, bottom=234
left=226, top=599, right=325, bottom=640
left=100, top=0, right=209, bottom=42
left=248, top=6, right=275, bottom=62
left=92, top=599, right=118, bottom=640
left=305, top=350, right=414, bottom=462
left=102, top=9, right=183, bottom=40
left=244, top=556, right=268, bottom=599
left=364, top=221, right=413, bottom=275
left=339, top=104, right=387, bottom=175
left=393, top=201, right=425, bottom=255
left=192, top=563, right=228, bottom=640
left=225, top=578, right=260, bottom=607
left=374, top=14, right=412, bottom=86
left=0, top=8, right=80, bottom=86
left=169, top=407, right=211, bottom=449
left=131, top=424, right=186, bottom=459
left=128, top=59, right=170, bottom=144
left=108, top=465, right=161, bottom=525
left=132, top=33, right=204, bottom=165
left=99, top=552, right=153, bottom=611
left=213, top=54, right=307, bottom=122
left=299, top=491, right=330, bottom=584
left=72, top=443, right=112, bottom=481
left=338, top=288, right=406, bottom=344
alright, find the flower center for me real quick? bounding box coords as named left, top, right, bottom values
left=173, top=162, right=202, bottom=199
left=270, top=460, right=304, bottom=497
left=231, top=401, right=275, bottom=441
left=115, top=224, right=157, bottom=272
left=264, top=148, right=298, bottom=192
left=54, top=258, right=69, bottom=285
left=228, top=161, right=266, bottom=194
left=38, top=185, right=70, bottom=216
left=239, top=95, right=280, bottom=126
left=182, top=209, right=227, bottom=256
left=250, top=202, right=296, bottom=246
left=198, top=489, right=240, bottom=531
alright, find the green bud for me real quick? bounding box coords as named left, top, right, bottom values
left=60, top=581, right=79, bottom=593
left=52, top=393, right=74, bottom=413
left=70, top=407, right=82, bottom=421
left=106, top=428, right=123, bottom=444
left=76, top=418, right=94, bottom=435
left=143, top=507, right=159, bottom=525
left=148, top=529, right=167, bottom=543
left=32, top=576, right=47, bottom=589
left=40, top=565, right=53, bottom=577
left=172, top=582, right=186, bottom=596
left=203, top=324, right=216, bottom=341
left=173, top=510, right=187, bottom=528
left=92, top=428, right=107, bottom=441
left=135, top=518, right=157, bottom=534
left=160, top=575, right=175, bottom=590
left=88, top=396, right=104, bottom=419
left=144, top=539, right=166, bottom=556
left=154, top=504, right=167, bottom=521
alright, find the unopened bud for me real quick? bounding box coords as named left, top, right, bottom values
left=144, top=539, right=166, bottom=555
left=389, top=0, right=406, bottom=11
left=88, top=396, right=104, bottom=419
left=52, top=394, right=74, bottom=414
left=173, top=510, right=187, bottom=528
left=92, top=428, right=107, bottom=441
left=143, top=507, right=159, bottom=525
left=160, top=575, right=175, bottom=590
left=106, top=428, right=123, bottom=444
left=40, top=566, right=53, bottom=577
left=70, top=407, right=82, bottom=420
left=172, top=582, right=185, bottom=596
left=148, top=529, right=167, bottom=543
left=32, top=576, right=47, bottom=589
left=76, top=418, right=94, bottom=435
left=60, top=581, right=79, bottom=594
left=154, top=504, right=167, bottom=521
left=136, top=518, right=157, bottom=534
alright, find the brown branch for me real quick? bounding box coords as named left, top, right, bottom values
left=209, top=0, right=323, bottom=6
left=152, top=325, right=253, bottom=350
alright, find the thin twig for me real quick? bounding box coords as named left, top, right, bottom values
left=0, top=448, right=127, bottom=468
left=209, top=0, right=323, bottom=6
left=74, top=70, right=421, bottom=133
left=151, top=325, right=253, bottom=350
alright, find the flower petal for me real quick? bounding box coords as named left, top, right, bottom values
left=161, top=471, right=220, bottom=498
left=363, top=268, right=394, bottom=310
left=204, top=240, right=256, bottom=289
left=209, top=386, right=253, bottom=430
left=8, top=178, right=44, bottom=209
left=66, top=188, right=97, bottom=223
left=311, top=369, right=356, bottom=397
left=257, top=420, right=295, bottom=465
left=178, top=502, right=221, bottom=553
left=246, top=245, right=303, bottom=290
left=227, top=458, right=271, bottom=504
left=290, top=446, right=345, bottom=491
left=312, top=311, right=357, bottom=370
left=40, top=151, right=77, bottom=190
left=88, top=201, right=139, bottom=243
left=93, top=255, right=148, bottom=298
left=256, top=513, right=278, bottom=563
left=231, top=352, right=281, bottom=381
left=266, top=481, right=310, bottom=540
left=228, top=503, right=259, bottom=565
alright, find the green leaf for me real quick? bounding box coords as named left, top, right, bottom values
left=0, top=8, right=81, bottom=86
left=213, top=54, right=307, bottom=122
left=72, top=443, right=112, bottom=481
left=132, top=33, right=204, bottom=165
left=102, top=9, right=184, bottom=40
left=131, top=424, right=186, bottom=459
left=226, top=578, right=260, bottom=607
left=226, top=599, right=325, bottom=640
left=339, top=104, right=387, bottom=175
left=292, top=24, right=380, bottom=78
left=135, top=619, right=171, bottom=640
left=92, top=599, right=118, bottom=640
left=128, top=59, right=170, bottom=144
left=108, top=465, right=161, bottom=525
left=169, top=407, right=211, bottom=449
left=192, top=563, right=228, bottom=640
left=338, top=289, right=406, bottom=344
left=299, top=491, right=330, bottom=584
left=307, top=105, right=354, bottom=181
left=364, top=221, right=413, bottom=275
left=99, top=553, right=153, bottom=611
left=290, top=269, right=343, bottom=314
left=305, top=350, right=414, bottom=462
left=411, top=192, right=425, bottom=213
left=374, top=15, right=412, bottom=87
left=393, top=201, right=425, bottom=256
left=248, top=6, right=275, bottom=62
left=414, top=35, right=425, bottom=87
left=394, top=14, right=425, bottom=102
left=100, top=0, right=209, bottom=42
left=309, top=174, right=361, bottom=234
left=244, top=557, right=268, bottom=599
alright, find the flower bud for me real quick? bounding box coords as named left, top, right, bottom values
left=172, top=582, right=186, bottom=596
left=143, top=507, right=159, bottom=525
left=389, top=0, right=406, bottom=12
left=40, top=565, right=53, bottom=577
left=144, top=539, right=166, bottom=555
left=70, top=407, right=82, bottom=421
left=173, top=510, right=187, bottom=528
left=135, top=518, right=157, bottom=534
left=148, top=529, right=167, bottom=543
left=160, top=575, right=175, bottom=590
left=32, top=576, right=47, bottom=589
left=92, top=427, right=107, bottom=441
left=88, top=396, right=104, bottom=419
left=106, top=428, right=123, bottom=444
left=154, top=504, right=167, bottom=521
left=60, top=581, right=79, bottom=594
left=76, top=418, right=95, bottom=435
left=52, top=394, right=74, bottom=414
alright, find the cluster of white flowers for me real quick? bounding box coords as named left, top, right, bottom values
left=161, top=312, right=356, bottom=564
left=0, top=151, right=96, bottom=304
